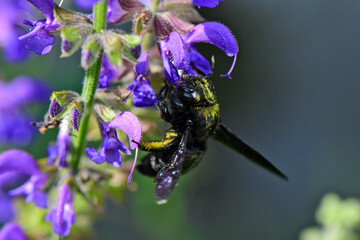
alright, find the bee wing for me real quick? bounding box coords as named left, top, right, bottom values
left=154, top=126, right=190, bottom=204
left=214, top=122, right=288, bottom=180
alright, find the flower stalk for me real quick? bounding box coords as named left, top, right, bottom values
left=71, top=0, right=108, bottom=172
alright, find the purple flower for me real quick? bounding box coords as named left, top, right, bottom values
left=160, top=22, right=238, bottom=82
left=45, top=184, right=75, bottom=237
left=0, top=222, right=28, bottom=240
left=0, top=150, right=48, bottom=223
left=0, top=77, right=50, bottom=146
left=75, top=0, right=100, bottom=10
left=192, top=0, right=224, bottom=8
left=0, top=172, right=28, bottom=223
left=126, top=51, right=157, bottom=107
left=19, top=0, right=61, bottom=55
left=0, top=0, right=32, bottom=62
left=47, top=122, right=71, bottom=168
left=86, top=112, right=142, bottom=184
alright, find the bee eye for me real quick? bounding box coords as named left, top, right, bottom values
left=177, top=86, right=200, bottom=103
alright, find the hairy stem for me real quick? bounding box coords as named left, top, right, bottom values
left=71, top=0, right=107, bottom=172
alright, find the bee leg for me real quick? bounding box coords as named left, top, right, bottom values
left=137, top=152, right=167, bottom=177
left=154, top=125, right=190, bottom=204
left=138, top=129, right=180, bottom=152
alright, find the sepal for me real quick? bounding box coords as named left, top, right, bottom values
left=49, top=91, right=79, bottom=118
left=54, top=6, right=94, bottom=58
left=102, top=31, right=123, bottom=67
left=81, top=34, right=102, bottom=69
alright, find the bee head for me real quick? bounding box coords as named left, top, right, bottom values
left=170, top=74, right=217, bottom=107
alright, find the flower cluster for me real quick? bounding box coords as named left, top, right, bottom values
left=0, top=0, right=238, bottom=238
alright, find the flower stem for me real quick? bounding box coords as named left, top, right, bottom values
left=71, top=0, right=107, bottom=172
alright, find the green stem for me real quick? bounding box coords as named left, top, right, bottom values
left=71, top=0, right=107, bottom=172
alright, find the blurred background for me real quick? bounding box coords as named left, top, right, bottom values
left=2, top=0, right=360, bottom=239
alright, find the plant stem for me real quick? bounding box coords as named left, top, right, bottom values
left=71, top=0, right=107, bottom=172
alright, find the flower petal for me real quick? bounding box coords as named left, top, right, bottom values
left=185, top=22, right=238, bottom=58
left=188, top=46, right=212, bottom=75
left=85, top=148, right=106, bottom=165
left=108, top=112, right=142, bottom=149
left=23, top=31, right=55, bottom=55
left=0, top=222, right=27, bottom=240
left=0, top=150, right=40, bottom=175
left=192, top=0, right=224, bottom=8
left=0, top=195, right=14, bottom=223
left=26, top=0, right=55, bottom=21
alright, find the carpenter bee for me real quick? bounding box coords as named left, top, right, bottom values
left=137, top=74, right=287, bottom=204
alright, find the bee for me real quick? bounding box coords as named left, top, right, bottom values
left=137, top=74, right=287, bottom=204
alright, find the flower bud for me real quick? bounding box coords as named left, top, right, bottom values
left=49, top=91, right=79, bottom=118
left=54, top=6, right=93, bottom=58
left=70, top=101, right=85, bottom=131
left=81, top=34, right=102, bottom=70
left=102, top=31, right=122, bottom=67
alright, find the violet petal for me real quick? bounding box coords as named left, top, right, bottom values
left=108, top=112, right=142, bottom=150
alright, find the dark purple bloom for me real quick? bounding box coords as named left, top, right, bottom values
left=75, top=0, right=100, bottom=10
left=0, top=222, right=28, bottom=240
left=0, top=150, right=48, bottom=223
left=0, top=77, right=50, bottom=146
left=0, top=0, right=32, bottom=62
left=126, top=51, right=157, bottom=107
left=45, top=184, right=75, bottom=237
left=86, top=112, right=142, bottom=184
left=160, top=22, right=238, bottom=82
left=47, top=122, right=71, bottom=168
left=19, top=0, right=60, bottom=55
left=192, top=0, right=224, bottom=8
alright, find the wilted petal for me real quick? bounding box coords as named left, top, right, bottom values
left=108, top=112, right=142, bottom=150
left=0, top=222, right=27, bottom=240
left=192, top=0, right=224, bottom=8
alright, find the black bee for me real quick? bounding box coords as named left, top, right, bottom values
left=137, top=74, right=287, bottom=204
